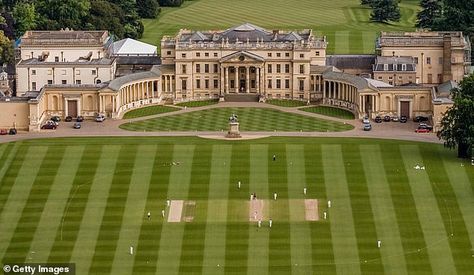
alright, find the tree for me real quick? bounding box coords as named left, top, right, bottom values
left=86, top=0, right=125, bottom=38
left=438, top=73, right=474, bottom=158
left=0, top=30, right=14, bottom=65
left=158, top=0, right=184, bottom=7
left=137, top=0, right=160, bottom=19
left=12, top=1, right=36, bottom=38
left=35, top=0, right=91, bottom=30
left=416, top=0, right=442, bottom=29
left=360, top=0, right=374, bottom=5
left=370, top=0, right=401, bottom=23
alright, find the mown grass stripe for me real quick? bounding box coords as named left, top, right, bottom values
left=0, top=143, right=22, bottom=212
left=132, top=145, right=174, bottom=274
left=178, top=144, right=212, bottom=273
left=2, top=145, right=64, bottom=264
left=268, top=144, right=291, bottom=274
left=420, top=145, right=473, bottom=274
left=110, top=145, right=157, bottom=275
left=0, top=146, right=47, bottom=261
left=201, top=145, right=232, bottom=274
left=360, top=145, right=407, bottom=275
left=287, top=144, right=313, bottom=274
left=68, top=145, right=121, bottom=274
left=400, top=145, right=456, bottom=275
left=88, top=145, right=138, bottom=274
left=27, top=146, right=84, bottom=263
left=155, top=145, right=195, bottom=275
left=380, top=145, right=432, bottom=274
left=224, top=144, right=250, bottom=273
left=304, top=144, right=336, bottom=273
left=342, top=144, right=384, bottom=274
left=442, top=154, right=474, bottom=262
left=322, top=144, right=361, bottom=275
left=47, top=145, right=103, bottom=263
left=247, top=144, right=269, bottom=275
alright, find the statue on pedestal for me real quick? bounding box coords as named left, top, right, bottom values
left=226, top=113, right=241, bottom=138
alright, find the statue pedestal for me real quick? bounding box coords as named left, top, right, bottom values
left=226, top=122, right=241, bottom=138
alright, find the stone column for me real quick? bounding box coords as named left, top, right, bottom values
left=246, top=66, right=250, bottom=93
left=234, top=66, right=238, bottom=93
left=256, top=67, right=260, bottom=94
left=220, top=65, right=224, bottom=96
left=225, top=67, right=229, bottom=94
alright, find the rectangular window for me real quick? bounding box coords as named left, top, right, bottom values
left=214, top=53, right=218, bottom=57
left=205, top=64, right=209, bottom=73
left=182, top=79, right=187, bottom=90
left=213, top=79, right=218, bottom=88
left=285, top=64, right=290, bottom=73
left=205, top=52, right=209, bottom=57
left=167, top=51, right=171, bottom=55
left=230, top=80, right=235, bottom=89
left=285, top=52, right=290, bottom=57
left=299, top=79, right=304, bottom=91
left=267, top=79, right=272, bottom=89
left=427, top=74, right=433, bottom=83
left=285, top=79, right=290, bottom=89
left=268, top=53, right=272, bottom=57
left=426, top=57, right=431, bottom=64
left=276, top=64, right=281, bottom=73
left=181, top=53, right=186, bottom=58
left=213, top=64, right=218, bottom=73
left=196, top=52, right=201, bottom=57
left=276, top=79, right=281, bottom=89
left=196, top=79, right=201, bottom=89
left=414, top=57, right=418, bottom=64
left=32, top=82, right=36, bottom=90
left=31, top=70, right=36, bottom=75
left=62, top=80, right=67, bottom=85
left=182, top=64, right=187, bottom=74
left=55, top=56, right=59, bottom=62
left=76, top=80, right=81, bottom=85
left=196, top=64, right=200, bottom=73
left=276, top=53, right=281, bottom=57
left=299, top=53, right=304, bottom=58
left=267, top=64, right=272, bottom=73
left=316, top=51, right=320, bottom=56
left=299, top=64, right=304, bottom=74
left=47, top=80, right=53, bottom=85
left=205, top=79, right=209, bottom=89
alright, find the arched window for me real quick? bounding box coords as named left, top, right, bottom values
left=96, top=79, right=102, bottom=84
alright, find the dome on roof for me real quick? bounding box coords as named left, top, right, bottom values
left=220, top=23, right=272, bottom=42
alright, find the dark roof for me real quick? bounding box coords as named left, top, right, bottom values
left=108, top=65, right=162, bottom=91
left=17, top=58, right=114, bottom=66
left=326, top=55, right=375, bottom=71
left=116, top=56, right=161, bottom=66
left=373, top=56, right=416, bottom=72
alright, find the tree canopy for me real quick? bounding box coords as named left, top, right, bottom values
left=438, top=74, right=474, bottom=158
left=370, top=0, right=401, bottom=23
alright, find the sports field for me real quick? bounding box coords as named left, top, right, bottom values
left=142, top=0, right=419, bottom=54
left=0, top=137, right=473, bottom=274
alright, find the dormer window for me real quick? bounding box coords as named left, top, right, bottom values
left=402, top=64, right=406, bottom=71
left=55, top=56, right=59, bottom=62
left=383, top=64, right=388, bottom=71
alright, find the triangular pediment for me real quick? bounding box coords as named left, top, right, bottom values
left=220, top=51, right=265, bottom=63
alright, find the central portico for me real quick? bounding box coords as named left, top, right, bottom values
left=220, top=51, right=264, bottom=95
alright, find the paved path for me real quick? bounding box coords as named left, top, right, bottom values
left=0, top=102, right=441, bottom=144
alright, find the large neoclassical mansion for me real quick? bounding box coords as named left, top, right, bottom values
left=0, top=23, right=471, bottom=131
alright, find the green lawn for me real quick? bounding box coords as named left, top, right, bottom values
left=266, top=99, right=308, bottom=107
left=119, top=107, right=354, bottom=132
left=300, top=106, right=355, bottom=119
left=142, top=0, right=419, bottom=54
left=122, top=105, right=180, bottom=119
left=175, top=99, right=219, bottom=108
left=0, top=137, right=473, bottom=274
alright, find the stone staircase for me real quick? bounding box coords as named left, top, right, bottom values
left=224, top=93, right=259, bottom=102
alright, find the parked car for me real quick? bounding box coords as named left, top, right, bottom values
left=65, top=116, right=73, bottom=122
left=8, top=128, right=17, bottom=135
left=46, top=120, right=59, bottom=126
left=363, top=123, right=372, bottom=131
left=413, top=116, right=429, bottom=122
left=41, top=123, right=57, bottom=130
left=415, top=128, right=431, bottom=133
left=391, top=116, right=399, bottom=122
left=383, top=115, right=391, bottom=122
left=95, top=114, right=105, bottom=122
left=399, top=116, right=408, bottom=123
left=73, top=122, right=81, bottom=129
left=374, top=116, right=382, bottom=123
left=418, top=123, right=433, bottom=130
left=50, top=116, right=61, bottom=122
left=362, top=116, right=370, bottom=124
left=76, top=116, right=84, bottom=122
left=0, top=129, right=7, bottom=135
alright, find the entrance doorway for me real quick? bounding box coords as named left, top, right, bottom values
left=68, top=100, right=78, bottom=117
left=400, top=101, right=410, bottom=118
left=239, top=80, right=246, bottom=93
